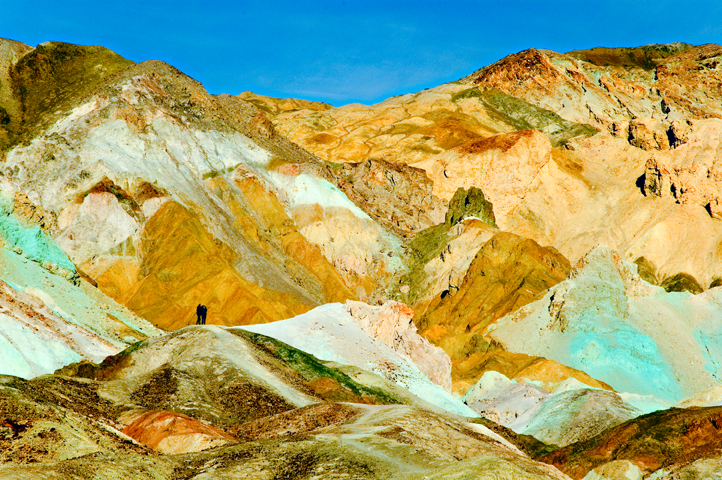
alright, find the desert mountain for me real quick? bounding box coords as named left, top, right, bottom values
left=2, top=36, right=722, bottom=478
left=0, top=39, right=401, bottom=331
left=258, top=42, right=722, bottom=390
left=263, top=43, right=722, bottom=288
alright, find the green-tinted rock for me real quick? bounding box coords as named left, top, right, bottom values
left=453, top=87, right=598, bottom=147
left=445, top=187, right=496, bottom=228
left=400, top=187, right=497, bottom=305
left=8, top=41, right=133, bottom=144
left=234, top=329, right=402, bottom=406
left=661, top=273, right=703, bottom=294
left=0, top=196, right=76, bottom=272
left=633, top=256, right=658, bottom=285
left=567, top=43, right=693, bottom=70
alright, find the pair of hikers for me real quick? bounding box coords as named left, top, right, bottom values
left=196, top=304, right=208, bottom=325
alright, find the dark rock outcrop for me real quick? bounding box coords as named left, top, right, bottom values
left=661, top=272, right=704, bottom=294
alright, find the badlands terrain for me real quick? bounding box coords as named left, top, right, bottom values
left=1, top=38, right=722, bottom=478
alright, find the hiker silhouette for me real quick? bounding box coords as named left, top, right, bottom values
left=196, top=304, right=208, bottom=325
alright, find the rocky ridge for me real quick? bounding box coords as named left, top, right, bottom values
left=0, top=326, right=569, bottom=479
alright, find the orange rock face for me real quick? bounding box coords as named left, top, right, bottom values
left=122, top=410, right=236, bottom=454
left=93, top=200, right=317, bottom=330
left=541, top=406, right=722, bottom=479
left=412, top=130, right=552, bottom=221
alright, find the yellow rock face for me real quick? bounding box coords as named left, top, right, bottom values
left=512, top=359, right=613, bottom=392
left=93, top=201, right=317, bottom=330
left=412, top=231, right=578, bottom=389
left=263, top=81, right=589, bottom=166
left=418, top=232, right=570, bottom=359
left=238, top=91, right=333, bottom=115
left=451, top=349, right=612, bottom=396
left=217, top=171, right=355, bottom=304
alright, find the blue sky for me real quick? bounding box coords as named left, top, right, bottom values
left=2, top=0, right=721, bottom=105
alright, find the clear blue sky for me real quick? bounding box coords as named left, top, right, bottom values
left=2, top=0, right=721, bottom=105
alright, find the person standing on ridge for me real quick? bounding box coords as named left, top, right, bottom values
left=196, top=304, right=204, bottom=325
left=201, top=304, right=208, bottom=325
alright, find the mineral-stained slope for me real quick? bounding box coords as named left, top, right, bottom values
left=0, top=374, right=150, bottom=465
left=488, top=245, right=722, bottom=404
left=265, top=44, right=722, bottom=288
left=121, top=409, right=237, bottom=454
left=0, top=38, right=32, bottom=149
left=266, top=82, right=596, bottom=165
left=0, top=185, right=160, bottom=378
left=239, top=301, right=476, bottom=416
left=418, top=232, right=571, bottom=368
left=462, top=44, right=722, bottom=134
left=3, top=36, right=722, bottom=478
left=463, top=371, right=552, bottom=431
left=462, top=370, right=639, bottom=448
left=521, top=388, right=640, bottom=447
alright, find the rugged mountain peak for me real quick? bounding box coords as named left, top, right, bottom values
left=0, top=38, right=31, bottom=146
left=238, top=91, right=333, bottom=116
left=566, top=43, right=693, bottom=69
left=4, top=41, right=134, bottom=145
left=458, top=43, right=722, bottom=142
left=460, top=48, right=568, bottom=89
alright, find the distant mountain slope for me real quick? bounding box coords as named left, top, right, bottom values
left=566, top=43, right=692, bottom=68
left=462, top=44, right=722, bottom=132
left=263, top=44, right=722, bottom=293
